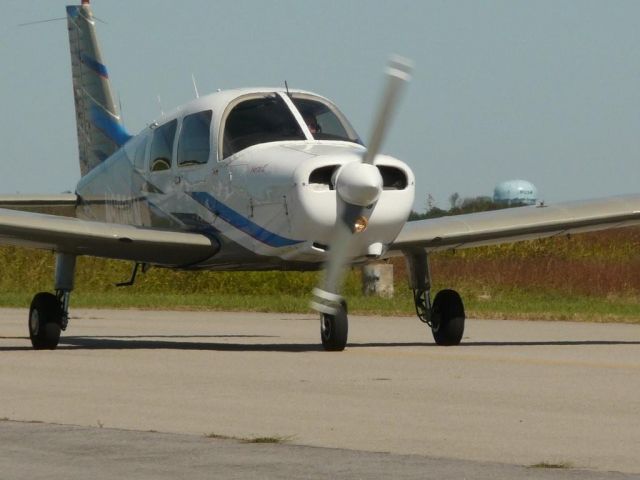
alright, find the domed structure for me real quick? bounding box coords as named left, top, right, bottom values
left=493, top=179, right=538, bottom=206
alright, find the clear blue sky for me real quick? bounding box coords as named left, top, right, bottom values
left=1, top=0, right=639, bottom=211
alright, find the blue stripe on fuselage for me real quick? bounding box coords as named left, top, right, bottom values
left=188, top=192, right=303, bottom=248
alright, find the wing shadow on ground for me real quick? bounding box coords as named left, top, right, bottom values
left=457, top=340, right=640, bottom=346
left=2, top=337, right=640, bottom=352
left=65, top=336, right=328, bottom=352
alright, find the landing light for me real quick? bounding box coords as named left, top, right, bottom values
left=353, top=216, right=368, bottom=233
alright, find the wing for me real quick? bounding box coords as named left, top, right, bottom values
left=0, top=207, right=219, bottom=267
left=389, top=194, right=640, bottom=253
left=0, top=194, right=78, bottom=217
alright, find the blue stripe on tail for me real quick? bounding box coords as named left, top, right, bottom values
left=89, top=106, right=132, bottom=147
left=80, top=52, right=109, bottom=78
left=66, top=6, right=80, bottom=18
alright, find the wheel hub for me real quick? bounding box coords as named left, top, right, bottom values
left=29, top=310, right=40, bottom=336
left=320, top=314, right=332, bottom=341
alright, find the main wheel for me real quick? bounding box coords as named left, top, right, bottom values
left=320, top=305, right=348, bottom=351
left=29, top=292, right=62, bottom=350
left=431, top=289, right=465, bottom=346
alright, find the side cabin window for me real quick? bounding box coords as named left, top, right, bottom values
left=177, top=110, right=212, bottom=166
left=223, top=95, right=305, bottom=159
left=132, top=132, right=149, bottom=171
left=119, top=132, right=148, bottom=172
left=149, top=120, right=177, bottom=172
left=291, top=95, right=361, bottom=144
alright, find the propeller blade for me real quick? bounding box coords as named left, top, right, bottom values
left=311, top=203, right=363, bottom=314
left=361, top=56, right=413, bottom=165
left=311, top=56, right=413, bottom=318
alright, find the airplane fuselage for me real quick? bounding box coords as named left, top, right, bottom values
left=75, top=89, right=416, bottom=270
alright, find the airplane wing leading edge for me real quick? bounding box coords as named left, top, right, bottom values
left=0, top=207, right=219, bottom=267
left=389, top=194, right=640, bottom=253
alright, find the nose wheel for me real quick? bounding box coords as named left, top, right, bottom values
left=320, top=303, right=348, bottom=351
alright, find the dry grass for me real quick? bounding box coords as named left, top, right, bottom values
left=0, top=228, right=638, bottom=321
left=392, top=227, right=640, bottom=297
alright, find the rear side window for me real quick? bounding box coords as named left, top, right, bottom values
left=177, top=110, right=212, bottom=166
left=149, top=120, right=177, bottom=172
left=121, top=132, right=149, bottom=172
left=133, top=134, right=149, bottom=171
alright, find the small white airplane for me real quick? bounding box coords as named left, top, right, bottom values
left=2, top=1, right=639, bottom=351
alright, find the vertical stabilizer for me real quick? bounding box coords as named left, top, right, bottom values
left=66, top=1, right=131, bottom=176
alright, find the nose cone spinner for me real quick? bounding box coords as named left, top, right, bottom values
left=335, top=162, right=383, bottom=207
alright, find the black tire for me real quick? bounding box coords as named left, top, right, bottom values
left=29, top=292, right=62, bottom=350
left=320, top=306, right=348, bottom=351
left=431, top=289, right=465, bottom=346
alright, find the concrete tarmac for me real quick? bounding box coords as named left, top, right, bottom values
left=1, top=308, right=639, bottom=477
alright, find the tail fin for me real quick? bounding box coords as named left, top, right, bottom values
left=66, top=1, right=131, bottom=176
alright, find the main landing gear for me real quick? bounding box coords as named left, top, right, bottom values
left=28, top=253, right=75, bottom=350
left=406, top=251, right=465, bottom=346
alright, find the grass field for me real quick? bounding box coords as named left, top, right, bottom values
left=0, top=227, right=638, bottom=323
left=0, top=290, right=635, bottom=323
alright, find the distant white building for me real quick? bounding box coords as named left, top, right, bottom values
left=493, top=179, right=538, bottom=205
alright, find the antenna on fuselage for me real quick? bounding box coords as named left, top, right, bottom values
left=118, top=93, right=125, bottom=127
left=191, top=74, right=200, bottom=99
left=157, top=95, right=165, bottom=117
left=284, top=80, right=291, bottom=98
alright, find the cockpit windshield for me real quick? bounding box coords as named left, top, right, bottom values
left=222, top=94, right=305, bottom=158
left=221, top=92, right=363, bottom=159
left=291, top=94, right=361, bottom=144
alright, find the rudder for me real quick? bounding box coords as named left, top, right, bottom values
left=66, top=1, right=131, bottom=176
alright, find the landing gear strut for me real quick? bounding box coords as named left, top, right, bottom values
left=405, top=251, right=465, bottom=346
left=28, top=253, right=76, bottom=350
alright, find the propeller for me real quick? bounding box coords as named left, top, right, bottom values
left=312, top=56, right=413, bottom=318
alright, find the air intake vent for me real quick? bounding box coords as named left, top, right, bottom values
left=378, top=166, right=408, bottom=190
left=308, top=165, right=338, bottom=189
left=309, top=165, right=407, bottom=190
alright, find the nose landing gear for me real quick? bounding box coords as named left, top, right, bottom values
left=320, top=304, right=348, bottom=351
left=313, top=289, right=349, bottom=351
